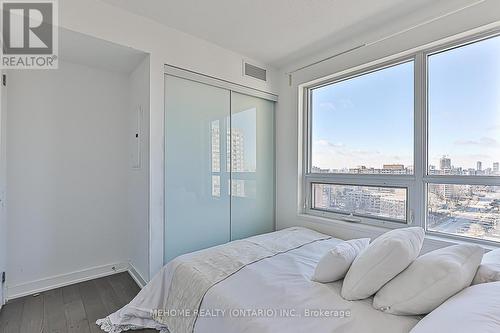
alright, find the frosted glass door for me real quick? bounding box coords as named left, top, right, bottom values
left=164, top=75, right=230, bottom=263
left=230, top=92, right=275, bottom=240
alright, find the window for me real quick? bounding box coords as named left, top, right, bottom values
left=312, top=183, right=407, bottom=222
left=305, top=61, right=414, bottom=226
left=426, top=33, right=500, bottom=243
left=427, top=184, right=500, bottom=242
left=428, top=36, right=500, bottom=176
left=302, top=30, right=500, bottom=244
left=311, top=61, right=414, bottom=175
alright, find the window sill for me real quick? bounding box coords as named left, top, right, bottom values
left=424, top=232, right=500, bottom=252
left=297, top=212, right=500, bottom=251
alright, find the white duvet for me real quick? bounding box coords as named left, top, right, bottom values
left=195, top=236, right=421, bottom=333
left=98, top=227, right=332, bottom=333
left=99, top=228, right=421, bottom=333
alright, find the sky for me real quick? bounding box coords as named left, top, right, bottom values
left=311, top=35, right=500, bottom=171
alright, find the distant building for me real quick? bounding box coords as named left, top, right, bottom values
left=494, top=162, right=499, bottom=174
left=311, top=166, right=330, bottom=173
left=466, top=168, right=476, bottom=176
left=439, top=183, right=455, bottom=200
left=477, top=161, right=482, bottom=172
left=380, top=195, right=406, bottom=220
left=440, top=156, right=451, bottom=170
left=313, top=184, right=329, bottom=209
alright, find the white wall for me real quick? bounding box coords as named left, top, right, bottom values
left=58, top=0, right=279, bottom=278
left=275, top=2, right=500, bottom=253
left=6, top=60, right=146, bottom=298
left=127, top=57, right=150, bottom=282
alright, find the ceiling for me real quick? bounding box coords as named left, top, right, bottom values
left=59, top=28, right=147, bottom=73
left=100, top=0, right=486, bottom=68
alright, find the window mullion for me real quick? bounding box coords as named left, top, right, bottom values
left=414, top=52, right=426, bottom=229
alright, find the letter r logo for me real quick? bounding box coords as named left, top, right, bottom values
left=2, top=1, right=53, bottom=54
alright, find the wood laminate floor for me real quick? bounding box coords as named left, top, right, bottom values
left=0, top=272, right=156, bottom=333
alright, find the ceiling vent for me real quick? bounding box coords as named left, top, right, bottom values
left=243, top=61, right=267, bottom=82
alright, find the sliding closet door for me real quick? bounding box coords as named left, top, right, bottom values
left=164, top=75, right=230, bottom=263
left=230, top=92, right=275, bottom=240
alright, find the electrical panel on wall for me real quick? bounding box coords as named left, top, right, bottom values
left=132, top=105, right=142, bottom=169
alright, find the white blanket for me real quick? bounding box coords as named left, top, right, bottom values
left=195, top=236, right=422, bottom=333
left=97, top=227, right=331, bottom=333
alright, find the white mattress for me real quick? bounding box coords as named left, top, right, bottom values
left=195, top=237, right=422, bottom=333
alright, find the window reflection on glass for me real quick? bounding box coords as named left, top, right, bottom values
left=231, top=128, right=246, bottom=172
left=211, top=175, right=221, bottom=198
left=211, top=120, right=221, bottom=198
left=226, top=116, right=231, bottom=174
left=209, top=107, right=259, bottom=199
left=229, top=107, right=257, bottom=198
left=211, top=120, right=220, bottom=173
left=231, top=179, right=245, bottom=198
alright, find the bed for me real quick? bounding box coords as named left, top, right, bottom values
left=97, top=227, right=421, bottom=333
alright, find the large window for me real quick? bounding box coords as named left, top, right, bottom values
left=305, top=61, right=415, bottom=226
left=303, top=31, right=500, bottom=243
left=426, top=33, right=500, bottom=243
left=311, top=61, right=414, bottom=175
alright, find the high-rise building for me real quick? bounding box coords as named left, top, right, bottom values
left=439, top=156, right=451, bottom=170
left=477, top=161, right=482, bottom=171
left=494, top=162, right=499, bottom=174
left=439, top=183, right=455, bottom=200
left=313, top=184, right=329, bottom=209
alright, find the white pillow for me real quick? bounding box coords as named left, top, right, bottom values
left=312, top=238, right=370, bottom=283
left=409, top=281, right=500, bottom=333
left=341, top=227, right=424, bottom=300
left=373, top=244, right=484, bottom=315
left=472, top=248, right=500, bottom=285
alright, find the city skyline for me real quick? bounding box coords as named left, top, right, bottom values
left=312, top=155, right=499, bottom=176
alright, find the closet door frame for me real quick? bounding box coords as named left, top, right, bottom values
left=164, top=65, right=278, bottom=102
left=163, top=65, right=277, bottom=263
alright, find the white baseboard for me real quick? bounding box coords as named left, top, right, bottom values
left=6, top=262, right=130, bottom=301
left=128, top=263, right=147, bottom=288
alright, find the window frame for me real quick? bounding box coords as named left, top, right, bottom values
left=302, top=56, right=418, bottom=229
left=310, top=182, right=410, bottom=224
left=300, top=28, right=500, bottom=245
left=423, top=30, right=500, bottom=246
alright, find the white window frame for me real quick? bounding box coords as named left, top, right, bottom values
left=300, top=28, right=500, bottom=245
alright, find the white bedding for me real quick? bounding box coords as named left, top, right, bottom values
left=97, top=227, right=332, bottom=333
left=98, top=228, right=421, bottom=333
left=195, top=237, right=422, bottom=333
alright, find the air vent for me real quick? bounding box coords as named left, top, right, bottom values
left=244, top=62, right=267, bottom=82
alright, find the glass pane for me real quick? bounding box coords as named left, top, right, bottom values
left=428, top=35, right=500, bottom=175
left=164, top=75, right=230, bottom=263
left=428, top=184, right=500, bottom=242
left=311, top=183, right=407, bottom=222
left=230, top=91, right=275, bottom=240
left=311, top=61, right=414, bottom=174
